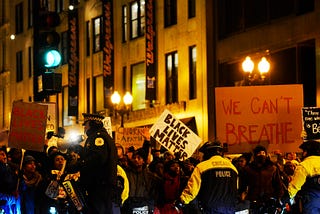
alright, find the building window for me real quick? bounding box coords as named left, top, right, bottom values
left=16, top=51, right=23, bottom=82
left=122, top=5, right=128, bottom=42
left=28, top=0, right=33, bottom=28
left=0, top=91, right=3, bottom=127
left=86, top=78, right=90, bottom=113
left=28, top=47, right=32, bottom=77
left=94, top=75, right=104, bottom=112
left=189, top=46, right=196, bottom=99
left=92, top=16, right=102, bottom=53
left=131, top=62, right=145, bottom=110
left=166, top=51, right=178, bottom=104
left=164, top=0, right=177, bottom=27
left=61, top=31, right=68, bottom=65
left=0, top=42, right=5, bottom=72
left=217, top=0, right=314, bottom=39
left=86, top=21, right=90, bottom=56
left=15, top=3, right=23, bottom=34
left=1, top=0, right=6, bottom=26
left=188, top=0, right=196, bottom=18
left=62, top=86, right=73, bottom=126
left=130, top=0, right=145, bottom=39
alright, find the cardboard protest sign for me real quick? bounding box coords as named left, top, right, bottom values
left=302, top=107, right=320, bottom=140
left=116, top=127, right=149, bottom=151
left=40, top=102, right=57, bottom=134
left=215, top=84, right=303, bottom=153
left=9, top=101, right=48, bottom=151
left=149, top=109, right=202, bottom=160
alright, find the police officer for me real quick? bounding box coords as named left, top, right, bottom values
left=80, top=113, right=118, bottom=214
left=287, top=140, right=320, bottom=213
left=174, top=141, right=238, bottom=214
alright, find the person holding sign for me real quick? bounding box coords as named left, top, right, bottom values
left=0, top=146, right=20, bottom=214
left=80, top=113, right=118, bottom=214
left=286, top=140, right=320, bottom=213
left=174, top=141, right=238, bottom=214
left=123, top=148, right=161, bottom=214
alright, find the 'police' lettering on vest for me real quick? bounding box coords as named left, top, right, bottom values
left=215, top=170, right=231, bottom=177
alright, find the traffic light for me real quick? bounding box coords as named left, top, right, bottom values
left=34, top=10, right=62, bottom=101
left=38, top=12, right=62, bottom=69
left=39, top=31, right=61, bottom=68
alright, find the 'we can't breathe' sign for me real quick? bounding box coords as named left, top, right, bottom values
left=215, top=84, right=303, bottom=153
left=149, top=109, right=202, bottom=160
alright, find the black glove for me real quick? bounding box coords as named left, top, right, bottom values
left=173, top=200, right=185, bottom=212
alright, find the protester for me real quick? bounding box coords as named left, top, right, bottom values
left=282, top=161, right=296, bottom=187
left=80, top=113, right=118, bottom=214
left=45, top=151, right=68, bottom=213
left=287, top=140, right=320, bottom=213
left=123, top=148, right=161, bottom=214
left=158, top=159, right=187, bottom=214
left=19, top=155, right=47, bottom=214
left=163, top=151, right=175, bottom=164
left=7, top=148, right=23, bottom=173
left=0, top=146, right=21, bottom=214
left=46, top=151, right=84, bottom=213
left=174, top=141, right=239, bottom=214
left=285, top=152, right=300, bottom=166
left=239, top=145, right=285, bottom=214
left=65, top=146, right=82, bottom=173
left=149, top=158, right=165, bottom=179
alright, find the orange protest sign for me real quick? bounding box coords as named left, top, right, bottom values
left=215, top=84, right=303, bottom=153
left=9, top=101, right=48, bottom=151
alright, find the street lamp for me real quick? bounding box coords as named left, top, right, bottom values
left=111, top=91, right=133, bottom=127
left=242, top=56, right=270, bottom=85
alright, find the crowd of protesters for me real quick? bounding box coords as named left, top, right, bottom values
left=0, top=117, right=320, bottom=213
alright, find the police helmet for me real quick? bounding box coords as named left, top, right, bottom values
left=199, top=141, right=224, bottom=159
left=299, top=140, right=320, bottom=156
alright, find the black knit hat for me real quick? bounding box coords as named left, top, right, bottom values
left=23, top=155, right=36, bottom=166
left=133, top=148, right=148, bottom=162
left=164, top=159, right=180, bottom=172
left=253, top=145, right=267, bottom=156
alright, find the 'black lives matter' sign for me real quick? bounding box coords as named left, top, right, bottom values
left=149, top=109, right=202, bottom=160
left=302, top=107, right=320, bottom=140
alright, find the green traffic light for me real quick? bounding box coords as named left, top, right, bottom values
left=44, top=50, right=61, bottom=68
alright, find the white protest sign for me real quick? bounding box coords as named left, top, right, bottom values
left=149, top=109, right=202, bottom=160
left=103, top=117, right=112, bottom=137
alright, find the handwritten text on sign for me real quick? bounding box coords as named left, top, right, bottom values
left=149, top=109, right=202, bottom=159
left=302, top=107, right=320, bottom=140
left=9, top=101, right=48, bottom=151
left=116, top=127, right=149, bottom=151
left=215, top=85, right=303, bottom=153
